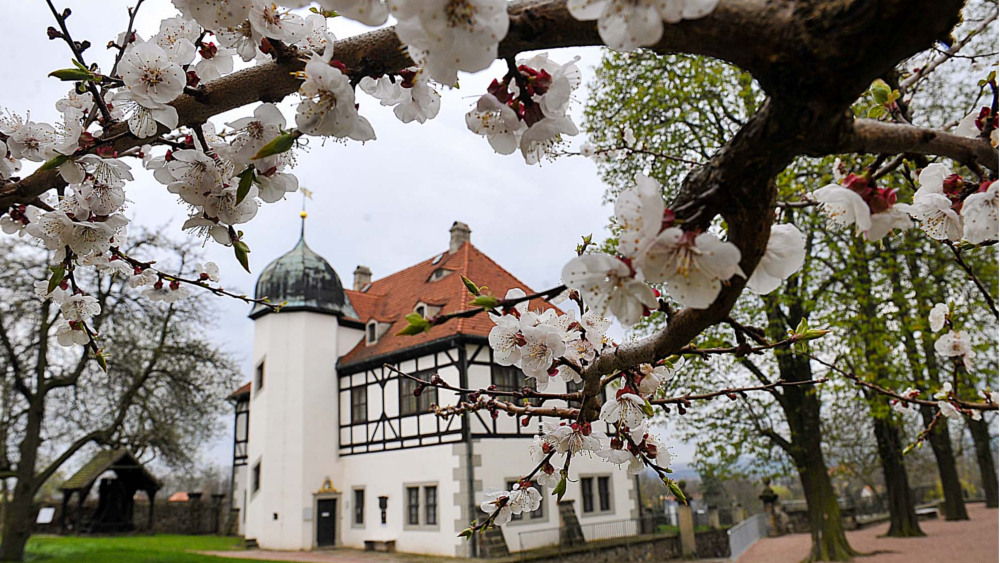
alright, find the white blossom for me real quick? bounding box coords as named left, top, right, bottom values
left=216, top=21, right=259, bottom=61
left=638, top=228, right=744, bottom=309
left=249, top=1, right=308, bottom=43
left=227, top=103, right=286, bottom=165
left=154, top=17, right=200, bottom=65
left=960, top=181, right=998, bottom=244
left=928, top=302, right=949, bottom=332
left=934, top=330, right=975, bottom=367
left=110, top=90, right=179, bottom=139
left=746, top=223, right=806, bottom=295
left=0, top=140, right=21, bottom=181
left=180, top=0, right=253, bottom=30
left=466, top=93, right=524, bottom=155
left=196, top=262, right=221, bottom=282
left=540, top=420, right=606, bottom=456
left=519, top=323, right=566, bottom=385
left=938, top=400, right=961, bottom=420
left=56, top=322, right=91, bottom=347
left=566, top=0, right=719, bottom=52
left=296, top=59, right=375, bottom=141
left=615, top=174, right=664, bottom=259
left=562, top=253, right=657, bottom=327
left=599, top=390, right=646, bottom=430
left=120, top=42, right=186, bottom=105
left=911, top=194, right=963, bottom=241
left=813, top=184, right=871, bottom=233
left=391, top=0, right=510, bottom=86
left=61, top=293, right=101, bottom=322
left=143, top=283, right=193, bottom=303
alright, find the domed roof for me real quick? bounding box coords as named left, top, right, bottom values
left=250, top=226, right=355, bottom=320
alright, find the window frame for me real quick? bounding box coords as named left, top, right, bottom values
left=366, top=320, right=379, bottom=345
left=579, top=473, right=614, bottom=516
left=350, top=386, right=368, bottom=424
left=352, top=487, right=365, bottom=528
left=254, top=358, right=265, bottom=395
left=402, top=481, right=440, bottom=531
left=251, top=460, right=262, bottom=495
left=492, top=365, right=540, bottom=406
left=399, top=371, right=439, bottom=416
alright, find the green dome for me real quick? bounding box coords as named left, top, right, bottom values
left=250, top=230, right=355, bottom=319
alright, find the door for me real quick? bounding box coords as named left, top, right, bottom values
left=317, top=499, right=337, bottom=547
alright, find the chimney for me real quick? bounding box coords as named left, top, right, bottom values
left=353, top=265, right=372, bottom=291
left=449, top=221, right=471, bottom=254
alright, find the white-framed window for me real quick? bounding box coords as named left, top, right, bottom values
left=580, top=475, right=613, bottom=515
left=403, top=482, right=439, bottom=530
left=254, top=358, right=265, bottom=395
left=350, top=386, right=367, bottom=423
left=352, top=487, right=365, bottom=528
left=415, top=304, right=427, bottom=318
left=252, top=460, right=262, bottom=495
left=427, top=268, right=452, bottom=282
left=366, top=321, right=379, bottom=345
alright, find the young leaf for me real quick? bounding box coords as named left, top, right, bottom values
left=49, top=68, right=95, bottom=81
left=552, top=475, right=567, bottom=502
left=47, top=264, right=66, bottom=294
left=252, top=130, right=299, bottom=160
left=234, top=240, right=251, bottom=273
left=39, top=154, right=71, bottom=171
left=94, top=349, right=108, bottom=372
left=666, top=478, right=687, bottom=505
left=236, top=167, right=256, bottom=205
left=461, top=275, right=481, bottom=296
left=642, top=399, right=655, bottom=418
left=471, top=295, right=500, bottom=310
left=396, top=313, right=431, bottom=336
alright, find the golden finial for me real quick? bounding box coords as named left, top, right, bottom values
left=300, top=211, right=308, bottom=219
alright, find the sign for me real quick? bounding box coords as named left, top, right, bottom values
left=36, top=507, right=55, bottom=524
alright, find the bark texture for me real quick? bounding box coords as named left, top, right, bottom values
left=967, top=417, right=999, bottom=509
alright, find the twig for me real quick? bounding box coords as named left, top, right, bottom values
left=650, top=378, right=828, bottom=407
left=899, top=11, right=998, bottom=95
left=45, top=0, right=114, bottom=123
left=944, top=241, right=998, bottom=317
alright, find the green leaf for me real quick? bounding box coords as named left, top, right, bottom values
left=552, top=475, right=567, bottom=502
left=71, top=59, right=89, bottom=71
left=396, top=313, right=431, bottom=336
left=642, top=399, right=655, bottom=417
left=94, top=350, right=108, bottom=372
left=458, top=528, right=473, bottom=540
left=799, top=329, right=831, bottom=342
left=461, top=275, right=481, bottom=296
left=47, top=264, right=66, bottom=295
left=252, top=130, right=298, bottom=160
left=471, top=295, right=500, bottom=309
left=666, top=478, right=687, bottom=505
left=49, top=68, right=96, bottom=81
left=236, top=167, right=256, bottom=205
left=870, top=79, right=891, bottom=105
left=39, top=154, right=71, bottom=171
left=234, top=240, right=251, bottom=273
left=793, top=317, right=808, bottom=337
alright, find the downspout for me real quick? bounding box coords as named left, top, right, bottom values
left=458, top=344, right=478, bottom=557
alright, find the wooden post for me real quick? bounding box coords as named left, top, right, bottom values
left=707, top=506, right=721, bottom=529
left=59, top=491, right=70, bottom=534
left=677, top=502, right=697, bottom=557
left=147, top=490, right=156, bottom=532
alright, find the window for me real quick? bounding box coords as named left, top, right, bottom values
left=406, top=487, right=420, bottom=526
left=493, top=366, right=540, bottom=406
left=507, top=480, right=544, bottom=521
left=428, top=268, right=452, bottom=282
left=252, top=461, right=261, bottom=494
left=598, top=477, right=611, bottom=512
left=353, top=488, right=365, bottom=526
left=404, top=483, right=439, bottom=529
left=580, top=476, right=611, bottom=514
left=400, top=374, right=438, bottom=416
left=366, top=321, right=378, bottom=345
left=351, top=387, right=367, bottom=423
left=415, top=304, right=427, bottom=318
left=255, top=360, right=265, bottom=393
left=424, top=486, right=437, bottom=526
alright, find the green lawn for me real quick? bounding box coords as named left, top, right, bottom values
left=25, top=534, right=277, bottom=563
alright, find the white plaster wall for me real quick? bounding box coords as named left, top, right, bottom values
left=244, top=311, right=342, bottom=550
left=334, top=444, right=464, bottom=556
left=232, top=464, right=248, bottom=536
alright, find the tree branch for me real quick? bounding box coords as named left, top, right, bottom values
left=838, top=119, right=998, bottom=174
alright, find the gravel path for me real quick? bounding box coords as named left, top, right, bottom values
left=738, top=502, right=998, bottom=563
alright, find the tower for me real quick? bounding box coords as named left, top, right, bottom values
left=243, top=214, right=359, bottom=549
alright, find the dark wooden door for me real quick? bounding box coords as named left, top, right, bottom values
left=317, top=499, right=337, bottom=547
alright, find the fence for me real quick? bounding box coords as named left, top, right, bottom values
left=517, top=516, right=657, bottom=558
left=727, top=513, right=767, bottom=561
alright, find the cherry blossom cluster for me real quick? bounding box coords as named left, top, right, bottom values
left=560, top=174, right=806, bottom=327
left=815, top=157, right=998, bottom=245
left=466, top=53, right=582, bottom=164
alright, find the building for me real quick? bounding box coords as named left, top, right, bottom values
left=228, top=219, right=637, bottom=556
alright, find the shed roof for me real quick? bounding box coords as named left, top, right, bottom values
left=60, top=449, right=160, bottom=492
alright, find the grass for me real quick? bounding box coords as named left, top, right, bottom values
left=24, top=534, right=279, bottom=563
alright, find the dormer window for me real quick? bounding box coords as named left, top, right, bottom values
left=415, top=304, right=427, bottom=318
left=366, top=321, right=379, bottom=345
left=428, top=268, right=452, bottom=282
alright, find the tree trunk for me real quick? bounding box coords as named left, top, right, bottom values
left=793, top=439, right=855, bottom=561
left=917, top=404, right=969, bottom=519
left=967, top=416, right=998, bottom=508
left=871, top=412, right=924, bottom=536
left=0, top=399, right=43, bottom=562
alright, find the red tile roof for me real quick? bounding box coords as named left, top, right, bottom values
left=229, top=381, right=251, bottom=400
left=338, top=242, right=556, bottom=368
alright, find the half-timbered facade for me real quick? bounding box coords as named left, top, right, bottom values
left=231, top=221, right=635, bottom=556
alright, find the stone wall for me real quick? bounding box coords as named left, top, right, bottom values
left=24, top=496, right=235, bottom=536
left=514, top=530, right=730, bottom=563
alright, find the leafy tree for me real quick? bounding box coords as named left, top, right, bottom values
left=0, top=234, right=240, bottom=561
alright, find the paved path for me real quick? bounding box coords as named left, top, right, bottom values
left=738, top=503, right=998, bottom=563
left=200, top=548, right=464, bottom=563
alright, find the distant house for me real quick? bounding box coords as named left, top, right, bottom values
left=228, top=221, right=636, bottom=556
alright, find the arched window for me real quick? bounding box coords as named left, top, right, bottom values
left=415, top=304, right=427, bottom=318
left=366, top=321, right=378, bottom=345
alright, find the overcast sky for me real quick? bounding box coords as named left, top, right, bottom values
left=5, top=1, right=698, bottom=474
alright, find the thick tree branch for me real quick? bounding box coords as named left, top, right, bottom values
left=839, top=119, right=999, bottom=174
